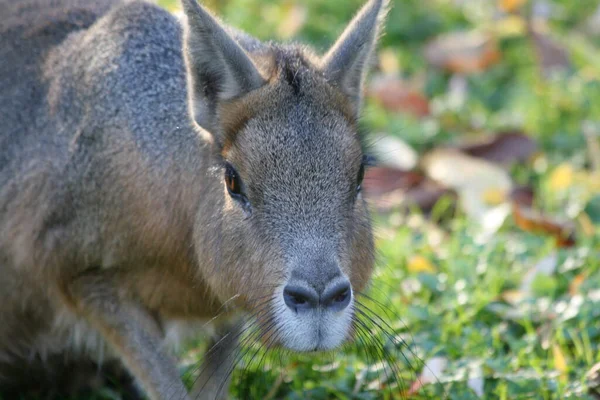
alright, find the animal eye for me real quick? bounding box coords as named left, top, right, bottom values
left=356, top=163, right=365, bottom=193
left=225, top=163, right=242, bottom=196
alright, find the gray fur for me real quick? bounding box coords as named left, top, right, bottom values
left=322, top=0, right=390, bottom=114
left=0, top=0, right=388, bottom=398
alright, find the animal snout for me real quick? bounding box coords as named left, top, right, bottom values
left=283, top=278, right=352, bottom=313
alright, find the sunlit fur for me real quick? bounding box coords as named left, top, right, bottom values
left=0, top=0, right=395, bottom=398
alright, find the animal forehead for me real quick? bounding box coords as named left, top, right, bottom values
left=233, top=99, right=361, bottom=177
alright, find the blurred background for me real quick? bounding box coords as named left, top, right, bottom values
left=153, top=0, right=600, bottom=399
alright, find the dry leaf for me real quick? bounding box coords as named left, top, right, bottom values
left=529, top=22, right=571, bottom=77
left=368, top=75, right=430, bottom=118
left=366, top=179, right=455, bottom=214
left=510, top=185, right=535, bottom=208
left=423, top=149, right=512, bottom=192
left=458, top=131, right=537, bottom=165
left=482, top=187, right=508, bottom=205
left=512, top=202, right=576, bottom=247
left=422, top=149, right=513, bottom=233
left=548, top=164, right=574, bottom=191
left=499, top=0, right=527, bottom=13
left=569, top=274, right=586, bottom=296
left=407, top=255, right=437, bottom=274
left=363, top=167, right=424, bottom=197
left=424, top=31, right=501, bottom=74
left=363, top=166, right=456, bottom=214
left=370, top=134, right=419, bottom=170
left=495, top=15, right=527, bottom=38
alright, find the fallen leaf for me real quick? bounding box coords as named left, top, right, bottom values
left=363, top=167, right=424, bottom=197
left=370, top=134, right=419, bottom=170
left=569, top=274, right=586, bottom=296
left=458, top=131, right=537, bottom=165
left=407, top=255, right=437, bottom=274
left=422, top=149, right=512, bottom=193
left=548, top=163, right=574, bottom=191
left=502, top=289, right=525, bottom=305
left=510, top=185, right=535, bottom=208
left=368, top=75, right=430, bottom=118
left=499, top=0, right=527, bottom=13
left=512, top=202, right=576, bottom=247
left=493, top=15, right=527, bottom=38
left=424, top=31, right=501, bottom=74
left=422, top=149, right=513, bottom=233
left=529, top=22, right=571, bottom=77
left=482, top=187, right=508, bottom=206
left=363, top=167, right=455, bottom=214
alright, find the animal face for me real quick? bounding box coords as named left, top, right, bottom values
left=221, top=68, right=374, bottom=350
left=183, top=0, right=388, bottom=352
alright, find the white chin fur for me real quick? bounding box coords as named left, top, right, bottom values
left=272, top=287, right=354, bottom=352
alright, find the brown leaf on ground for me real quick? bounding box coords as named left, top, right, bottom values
left=512, top=202, right=576, bottom=247
left=424, top=31, right=501, bottom=74
left=363, top=167, right=424, bottom=196
left=509, top=185, right=535, bottom=208
left=529, top=23, right=571, bottom=77
left=363, top=167, right=455, bottom=213
left=458, top=131, right=537, bottom=165
left=368, top=75, right=430, bottom=118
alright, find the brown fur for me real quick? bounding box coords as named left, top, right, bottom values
left=0, top=0, right=389, bottom=398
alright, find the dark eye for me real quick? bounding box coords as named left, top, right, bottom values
left=225, top=163, right=242, bottom=196
left=356, top=163, right=365, bottom=193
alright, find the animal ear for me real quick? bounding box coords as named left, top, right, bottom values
left=321, top=0, right=389, bottom=116
left=181, top=0, right=265, bottom=130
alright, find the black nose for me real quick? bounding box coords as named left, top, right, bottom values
left=283, top=285, right=318, bottom=313
left=283, top=279, right=352, bottom=313
left=321, top=280, right=352, bottom=312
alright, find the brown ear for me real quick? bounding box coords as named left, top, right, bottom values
left=321, top=0, right=390, bottom=116
left=181, top=0, right=266, bottom=131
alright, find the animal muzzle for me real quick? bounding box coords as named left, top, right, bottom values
left=273, top=254, right=355, bottom=352
left=283, top=277, right=352, bottom=313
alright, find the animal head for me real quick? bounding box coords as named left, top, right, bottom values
left=182, top=0, right=389, bottom=352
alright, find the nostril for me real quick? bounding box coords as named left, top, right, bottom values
left=283, top=285, right=318, bottom=313
left=322, top=280, right=352, bottom=312
left=333, top=289, right=349, bottom=303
